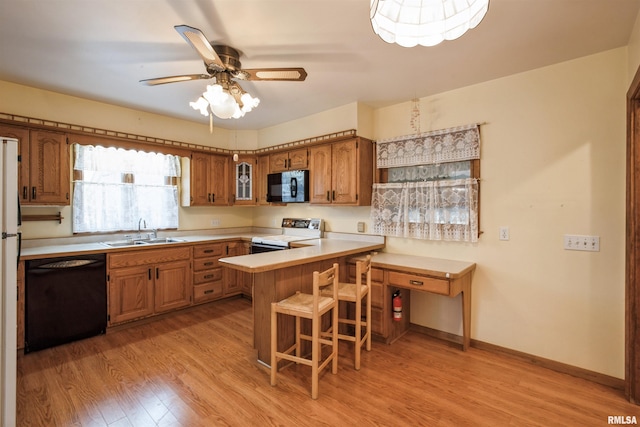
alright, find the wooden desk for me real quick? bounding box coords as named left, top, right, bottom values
left=350, top=253, right=476, bottom=351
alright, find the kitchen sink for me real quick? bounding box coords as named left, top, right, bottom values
left=145, top=237, right=186, bottom=244
left=101, top=237, right=186, bottom=248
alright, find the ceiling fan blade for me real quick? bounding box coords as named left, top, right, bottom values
left=174, top=24, right=226, bottom=72
left=140, top=74, right=212, bottom=86
left=239, top=68, right=308, bottom=82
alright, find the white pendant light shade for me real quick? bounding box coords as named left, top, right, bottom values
left=370, top=0, right=489, bottom=48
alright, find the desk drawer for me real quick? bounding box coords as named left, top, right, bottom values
left=388, top=271, right=450, bottom=295
left=194, top=257, right=220, bottom=271
left=194, top=268, right=223, bottom=285
left=348, top=264, right=384, bottom=283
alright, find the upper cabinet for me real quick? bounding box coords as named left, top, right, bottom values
left=269, top=148, right=308, bottom=173
left=182, top=152, right=230, bottom=206
left=231, top=156, right=255, bottom=206
left=309, top=138, right=373, bottom=206
left=255, top=155, right=270, bottom=205
left=0, top=124, right=70, bottom=205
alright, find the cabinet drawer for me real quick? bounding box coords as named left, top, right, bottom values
left=194, top=282, right=223, bottom=303
left=109, top=247, right=191, bottom=268
left=388, top=271, right=450, bottom=295
left=194, top=268, right=223, bottom=285
left=194, top=243, right=224, bottom=258
left=194, top=257, right=220, bottom=271
left=370, top=282, right=384, bottom=308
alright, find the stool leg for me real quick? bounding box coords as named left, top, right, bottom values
left=270, top=304, right=277, bottom=386
left=295, top=316, right=301, bottom=360
left=355, top=298, right=362, bottom=370
left=366, top=291, right=372, bottom=352
left=311, top=314, right=319, bottom=399
left=332, top=303, right=338, bottom=375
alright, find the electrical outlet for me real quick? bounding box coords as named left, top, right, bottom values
left=211, top=219, right=220, bottom=227
left=499, top=226, right=509, bottom=241
left=564, top=234, right=600, bottom=252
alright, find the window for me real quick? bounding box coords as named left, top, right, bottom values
left=371, top=124, right=480, bottom=242
left=72, top=144, right=182, bottom=233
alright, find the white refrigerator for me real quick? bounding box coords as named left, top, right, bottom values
left=1, top=137, right=18, bottom=427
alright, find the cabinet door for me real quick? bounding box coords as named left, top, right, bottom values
left=0, top=125, right=30, bottom=204
left=331, top=139, right=359, bottom=204
left=223, top=242, right=243, bottom=296
left=241, top=242, right=252, bottom=295
left=28, top=130, right=70, bottom=205
left=109, top=266, right=154, bottom=325
left=232, top=157, right=255, bottom=206
left=210, top=154, right=229, bottom=205
left=288, top=148, right=308, bottom=170
left=309, top=144, right=332, bottom=204
left=269, top=152, right=289, bottom=173
left=189, top=152, right=211, bottom=206
left=154, top=260, right=192, bottom=313
left=256, top=155, right=270, bottom=205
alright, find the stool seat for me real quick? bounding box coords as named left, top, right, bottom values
left=276, top=292, right=335, bottom=313
left=321, top=282, right=368, bottom=301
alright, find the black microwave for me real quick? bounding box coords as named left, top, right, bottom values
left=266, top=170, right=310, bottom=203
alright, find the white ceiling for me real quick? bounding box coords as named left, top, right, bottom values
left=1, top=0, right=639, bottom=131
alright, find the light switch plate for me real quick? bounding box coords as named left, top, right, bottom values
left=357, top=222, right=365, bottom=233
left=564, top=234, right=600, bottom=252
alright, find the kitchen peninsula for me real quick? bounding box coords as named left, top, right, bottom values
left=219, top=238, right=385, bottom=365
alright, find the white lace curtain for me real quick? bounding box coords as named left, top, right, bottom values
left=371, top=179, right=479, bottom=242
left=371, top=124, right=480, bottom=242
left=72, top=144, right=181, bottom=233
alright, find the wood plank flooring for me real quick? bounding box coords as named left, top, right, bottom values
left=16, top=297, right=640, bottom=426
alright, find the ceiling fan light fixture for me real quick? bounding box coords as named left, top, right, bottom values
left=190, top=77, right=260, bottom=120
left=370, top=0, right=489, bottom=48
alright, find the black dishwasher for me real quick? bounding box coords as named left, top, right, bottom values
left=25, top=253, right=107, bottom=353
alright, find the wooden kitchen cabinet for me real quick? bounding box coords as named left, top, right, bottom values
left=223, top=240, right=251, bottom=297
left=309, top=137, right=373, bottom=206
left=107, top=247, right=192, bottom=325
left=0, top=124, right=70, bottom=205
left=192, top=242, right=224, bottom=304
left=269, top=148, right=308, bottom=172
left=182, top=151, right=230, bottom=206
left=231, top=156, right=255, bottom=206
left=255, top=155, right=270, bottom=205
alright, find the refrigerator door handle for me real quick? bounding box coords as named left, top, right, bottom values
left=17, top=231, right=21, bottom=267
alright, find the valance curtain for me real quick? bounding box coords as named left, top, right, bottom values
left=375, top=123, right=480, bottom=168
left=72, top=144, right=182, bottom=233
left=371, top=124, right=480, bottom=242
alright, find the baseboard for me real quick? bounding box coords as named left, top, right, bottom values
left=409, top=323, right=625, bottom=391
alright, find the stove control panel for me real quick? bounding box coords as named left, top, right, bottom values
left=281, top=218, right=323, bottom=231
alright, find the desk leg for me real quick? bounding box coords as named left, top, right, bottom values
left=461, top=284, right=471, bottom=351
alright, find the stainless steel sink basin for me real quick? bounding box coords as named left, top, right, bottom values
left=101, top=237, right=185, bottom=248
left=145, top=237, right=186, bottom=244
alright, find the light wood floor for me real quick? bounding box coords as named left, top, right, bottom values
left=16, top=297, right=640, bottom=426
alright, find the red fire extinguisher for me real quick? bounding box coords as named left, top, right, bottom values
left=392, top=290, right=402, bottom=322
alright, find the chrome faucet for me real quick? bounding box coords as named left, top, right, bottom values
left=138, top=218, right=146, bottom=232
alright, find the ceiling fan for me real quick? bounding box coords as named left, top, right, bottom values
left=140, top=24, right=307, bottom=86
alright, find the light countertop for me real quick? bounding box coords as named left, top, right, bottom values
left=219, top=239, right=385, bottom=273
left=353, top=252, right=476, bottom=279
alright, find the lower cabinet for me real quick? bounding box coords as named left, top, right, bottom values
left=192, top=242, right=224, bottom=304
left=223, top=241, right=251, bottom=297
left=108, top=247, right=192, bottom=326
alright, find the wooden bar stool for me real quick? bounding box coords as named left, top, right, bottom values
left=322, top=255, right=372, bottom=370
left=270, top=263, right=339, bottom=399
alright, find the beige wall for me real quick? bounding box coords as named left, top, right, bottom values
left=0, top=43, right=632, bottom=378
